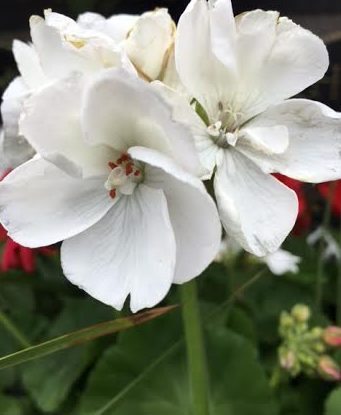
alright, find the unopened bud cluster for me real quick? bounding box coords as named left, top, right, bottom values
left=278, top=304, right=341, bottom=381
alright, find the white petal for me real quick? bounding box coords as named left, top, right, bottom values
left=151, top=81, right=210, bottom=176
left=235, top=10, right=280, bottom=79
left=82, top=68, right=202, bottom=175
left=0, top=158, right=113, bottom=248
left=175, top=0, right=236, bottom=117
left=240, top=125, right=289, bottom=155
left=124, top=8, right=175, bottom=80
left=20, top=73, right=114, bottom=177
left=78, top=13, right=138, bottom=43
left=77, top=12, right=106, bottom=29
left=237, top=12, right=328, bottom=115
left=61, top=184, right=176, bottom=312
left=105, top=14, right=139, bottom=42
left=263, top=249, right=301, bottom=275
left=214, top=149, right=298, bottom=256
left=41, top=10, right=131, bottom=73
left=44, top=10, right=80, bottom=31
left=1, top=78, right=35, bottom=168
left=12, top=40, right=47, bottom=89
left=238, top=99, right=341, bottom=183
left=209, top=0, right=236, bottom=70
left=29, top=15, right=92, bottom=79
left=160, top=48, right=186, bottom=93
left=129, top=146, right=222, bottom=283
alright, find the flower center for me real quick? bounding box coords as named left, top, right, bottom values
left=207, top=121, right=239, bottom=148
left=207, top=102, right=244, bottom=149
left=105, top=153, right=143, bottom=199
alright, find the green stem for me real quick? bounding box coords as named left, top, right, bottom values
left=337, top=219, right=341, bottom=325
left=0, top=309, right=30, bottom=348
left=316, top=182, right=336, bottom=310
left=180, top=280, right=210, bottom=415
left=269, top=366, right=282, bottom=389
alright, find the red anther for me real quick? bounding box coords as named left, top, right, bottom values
left=109, top=188, right=117, bottom=199
left=134, top=170, right=141, bottom=177
left=120, top=154, right=130, bottom=162
left=125, top=163, right=133, bottom=176
left=108, top=162, right=117, bottom=170
left=116, top=154, right=130, bottom=165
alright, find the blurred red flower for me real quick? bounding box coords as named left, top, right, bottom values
left=275, top=174, right=311, bottom=234
left=0, top=226, right=54, bottom=273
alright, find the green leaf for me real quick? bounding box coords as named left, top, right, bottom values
left=78, top=314, right=278, bottom=415
left=0, top=303, right=176, bottom=370
left=208, top=327, right=278, bottom=415
left=21, top=298, right=113, bottom=413
left=77, top=310, right=182, bottom=414
left=225, top=307, right=257, bottom=345
left=0, top=394, right=24, bottom=415
left=325, top=387, right=341, bottom=415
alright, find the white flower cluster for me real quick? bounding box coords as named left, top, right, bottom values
left=1, top=0, right=341, bottom=311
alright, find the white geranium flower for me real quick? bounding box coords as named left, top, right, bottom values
left=262, top=249, right=301, bottom=275
left=169, top=0, right=341, bottom=256
left=0, top=69, right=221, bottom=312
left=1, top=9, right=132, bottom=168
left=78, top=8, right=176, bottom=82
left=215, top=236, right=300, bottom=275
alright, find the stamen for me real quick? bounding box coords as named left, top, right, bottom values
left=106, top=153, right=143, bottom=198
left=117, top=153, right=130, bottom=164
left=125, top=163, right=134, bottom=176
left=108, top=162, right=117, bottom=170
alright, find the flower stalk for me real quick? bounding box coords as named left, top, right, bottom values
left=316, top=183, right=336, bottom=310
left=180, top=280, right=210, bottom=415
left=0, top=309, right=30, bottom=348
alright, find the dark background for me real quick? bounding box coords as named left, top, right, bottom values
left=0, top=0, right=341, bottom=29
left=0, top=0, right=341, bottom=109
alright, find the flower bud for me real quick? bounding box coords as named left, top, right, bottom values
left=323, top=326, right=341, bottom=347
left=310, top=327, right=323, bottom=339
left=279, top=348, right=296, bottom=371
left=318, top=356, right=341, bottom=381
left=292, top=304, right=310, bottom=322
left=125, top=8, right=175, bottom=81
left=280, top=312, right=294, bottom=329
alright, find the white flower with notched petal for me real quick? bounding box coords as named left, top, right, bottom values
left=0, top=69, right=221, bottom=312
left=168, top=0, right=341, bottom=256
left=1, top=9, right=132, bottom=168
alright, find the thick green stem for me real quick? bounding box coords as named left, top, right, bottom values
left=0, top=309, right=30, bottom=348
left=180, top=280, right=210, bottom=415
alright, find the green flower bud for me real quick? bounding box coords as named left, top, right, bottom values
left=292, top=304, right=311, bottom=323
